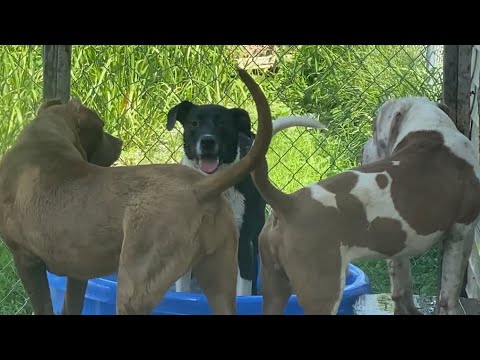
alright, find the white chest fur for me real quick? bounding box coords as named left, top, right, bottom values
left=180, top=153, right=246, bottom=233
left=223, top=186, right=245, bottom=233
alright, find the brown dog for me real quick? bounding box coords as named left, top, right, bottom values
left=253, top=96, right=480, bottom=315
left=0, top=68, right=272, bottom=315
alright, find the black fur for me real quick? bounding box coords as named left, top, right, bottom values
left=235, top=132, right=265, bottom=294
left=167, top=101, right=265, bottom=294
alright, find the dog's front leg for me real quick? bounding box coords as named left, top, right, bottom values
left=387, top=257, right=422, bottom=315
left=437, top=225, right=474, bottom=315
left=12, top=249, right=54, bottom=315
left=61, top=277, right=88, bottom=315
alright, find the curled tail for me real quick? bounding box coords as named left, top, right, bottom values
left=252, top=118, right=327, bottom=218
left=194, top=68, right=272, bottom=202
left=250, top=157, right=293, bottom=218
left=272, top=115, right=326, bottom=135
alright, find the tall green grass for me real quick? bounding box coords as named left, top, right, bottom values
left=0, top=45, right=443, bottom=314
left=0, top=46, right=43, bottom=153
left=67, top=45, right=443, bottom=194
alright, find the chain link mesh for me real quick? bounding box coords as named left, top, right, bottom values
left=0, top=45, right=43, bottom=314
left=0, top=45, right=445, bottom=314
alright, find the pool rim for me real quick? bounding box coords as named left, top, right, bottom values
left=47, top=263, right=370, bottom=307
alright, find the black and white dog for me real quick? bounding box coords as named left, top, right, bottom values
left=166, top=100, right=323, bottom=295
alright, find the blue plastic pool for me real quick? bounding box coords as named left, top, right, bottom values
left=47, top=263, right=371, bottom=315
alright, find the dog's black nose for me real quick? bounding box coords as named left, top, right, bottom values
left=199, top=135, right=216, bottom=150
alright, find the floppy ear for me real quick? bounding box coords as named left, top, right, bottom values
left=37, top=98, right=63, bottom=114
left=66, top=98, right=95, bottom=130
left=230, top=108, right=252, bottom=136
left=166, top=101, right=194, bottom=131
left=386, top=100, right=408, bottom=153
left=67, top=98, right=85, bottom=114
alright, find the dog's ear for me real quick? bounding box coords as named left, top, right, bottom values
left=230, top=108, right=252, bottom=136
left=67, top=98, right=95, bottom=129
left=386, top=100, right=408, bottom=153
left=67, top=98, right=86, bottom=114
left=376, top=99, right=408, bottom=154
left=66, top=98, right=107, bottom=162
left=166, top=101, right=194, bottom=131
left=37, top=98, right=63, bottom=114
left=68, top=100, right=120, bottom=167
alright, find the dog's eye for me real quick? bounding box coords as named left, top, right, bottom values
left=191, top=121, right=199, bottom=128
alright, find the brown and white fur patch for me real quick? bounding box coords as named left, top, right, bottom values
left=360, top=97, right=480, bottom=315
left=253, top=96, right=480, bottom=315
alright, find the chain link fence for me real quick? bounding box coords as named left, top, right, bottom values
left=0, top=45, right=444, bottom=314
left=0, top=45, right=43, bottom=314
left=467, top=45, right=480, bottom=299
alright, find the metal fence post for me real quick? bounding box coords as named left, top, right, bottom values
left=42, top=45, right=72, bottom=103
left=442, top=44, right=473, bottom=299
left=443, top=45, right=473, bottom=133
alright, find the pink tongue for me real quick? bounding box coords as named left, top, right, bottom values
left=199, top=158, right=219, bottom=174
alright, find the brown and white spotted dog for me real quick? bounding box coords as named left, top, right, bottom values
left=252, top=96, right=480, bottom=315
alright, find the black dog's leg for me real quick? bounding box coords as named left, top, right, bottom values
left=238, top=224, right=254, bottom=288
left=250, top=195, right=266, bottom=295
left=251, top=217, right=265, bottom=295
left=237, top=183, right=266, bottom=295
left=239, top=220, right=263, bottom=295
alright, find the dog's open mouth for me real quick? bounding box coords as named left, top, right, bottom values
left=198, top=157, right=220, bottom=174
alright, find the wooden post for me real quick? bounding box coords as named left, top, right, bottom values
left=42, top=45, right=72, bottom=103
left=443, top=45, right=473, bottom=133
left=441, top=45, right=473, bottom=302
left=456, top=46, right=473, bottom=137
left=442, top=45, right=459, bottom=121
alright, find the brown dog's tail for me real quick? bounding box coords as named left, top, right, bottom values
left=251, top=156, right=293, bottom=217
left=194, top=68, right=273, bottom=202
left=253, top=122, right=327, bottom=218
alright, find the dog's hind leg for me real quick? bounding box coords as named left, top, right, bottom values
left=437, top=224, right=475, bottom=315
left=286, top=247, right=344, bottom=315
left=259, top=237, right=291, bottom=315
left=61, top=277, right=88, bottom=315
left=116, top=250, right=196, bottom=315
left=116, top=222, right=198, bottom=315
left=261, top=262, right=291, bottom=315
left=116, top=253, right=195, bottom=315
left=387, top=257, right=422, bottom=315
left=193, top=237, right=238, bottom=315
left=11, top=248, right=53, bottom=315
